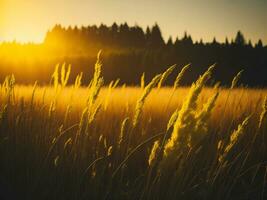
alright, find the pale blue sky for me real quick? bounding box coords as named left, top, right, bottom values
left=1, top=0, right=266, bottom=44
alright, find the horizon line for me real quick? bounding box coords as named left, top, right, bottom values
left=0, top=22, right=266, bottom=46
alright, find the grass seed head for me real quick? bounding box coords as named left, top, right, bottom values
left=174, top=63, right=190, bottom=90
left=158, top=64, right=176, bottom=89
left=259, top=96, right=267, bottom=129
left=133, top=74, right=162, bottom=127
left=148, top=140, right=160, bottom=166
left=231, top=70, right=243, bottom=89
left=219, top=115, right=251, bottom=163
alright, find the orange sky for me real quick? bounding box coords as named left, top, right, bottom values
left=1, top=0, right=266, bottom=44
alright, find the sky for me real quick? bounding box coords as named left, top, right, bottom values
left=0, top=0, right=266, bottom=44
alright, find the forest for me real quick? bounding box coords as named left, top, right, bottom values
left=0, top=23, right=266, bottom=86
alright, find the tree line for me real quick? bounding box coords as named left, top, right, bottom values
left=0, top=23, right=266, bottom=86
left=44, top=23, right=264, bottom=50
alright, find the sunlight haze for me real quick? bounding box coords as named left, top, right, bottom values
left=0, top=0, right=266, bottom=44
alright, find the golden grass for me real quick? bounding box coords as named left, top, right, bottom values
left=1, top=58, right=267, bottom=199
left=3, top=85, right=265, bottom=136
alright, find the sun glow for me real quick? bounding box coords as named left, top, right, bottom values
left=0, top=0, right=51, bottom=43
left=0, top=0, right=266, bottom=44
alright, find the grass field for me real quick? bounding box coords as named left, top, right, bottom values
left=0, top=58, right=267, bottom=199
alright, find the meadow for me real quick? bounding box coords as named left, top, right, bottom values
left=0, top=54, right=267, bottom=200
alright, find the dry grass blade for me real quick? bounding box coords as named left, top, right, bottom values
left=158, top=64, right=176, bottom=89
left=133, top=74, right=162, bottom=127
left=174, top=63, right=191, bottom=90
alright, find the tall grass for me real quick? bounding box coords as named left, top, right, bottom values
left=0, top=56, right=267, bottom=200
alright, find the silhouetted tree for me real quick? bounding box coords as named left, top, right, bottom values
left=199, top=38, right=204, bottom=45
left=255, top=39, right=263, bottom=48
left=167, top=37, right=173, bottom=47
left=119, top=23, right=130, bottom=46
left=235, top=31, right=246, bottom=46
left=181, top=32, right=193, bottom=46
left=111, top=22, right=118, bottom=33
left=111, top=23, right=119, bottom=45
left=147, top=24, right=165, bottom=48
left=225, top=37, right=229, bottom=46
left=14, top=23, right=267, bottom=87
left=247, top=40, right=253, bottom=48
